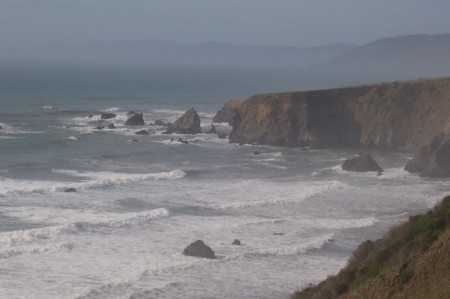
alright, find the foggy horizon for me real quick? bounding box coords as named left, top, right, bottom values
left=1, top=0, right=450, bottom=51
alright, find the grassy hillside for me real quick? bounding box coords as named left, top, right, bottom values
left=293, top=195, right=450, bottom=299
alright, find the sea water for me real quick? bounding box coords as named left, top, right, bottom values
left=0, top=65, right=449, bottom=299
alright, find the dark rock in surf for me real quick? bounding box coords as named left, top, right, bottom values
left=178, top=138, right=189, bottom=144
left=405, top=133, right=450, bottom=178
left=125, top=113, right=145, bottom=126
left=342, top=152, right=384, bottom=172
left=101, top=113, right=116, bottom=119
left=107, top=123, right=116, bottom=129
left=273, top=232, right=284, bottom=236
left=126, top=110, right=137, bottom=115
left=207, top=124, right=217, bottom=134
left=64, top=188, right=76, bottom=193
left=131, top=139, right=139, bottom=142
left=252, top=151, right=261, bottom=155
left=94, top=126, right=105, bottom=130
left=217, top=134, right=227, bottom=139
left=164, top=122, right=172, bottom=128
left=135, top=130, right=149, bottom=135
left=232, top=239, right=241, bottom=245
left=154, top=120, right=166, bottom=126
left=183, top=240, right=216, bottom=259
left=165, top=108, right=201, bottom=134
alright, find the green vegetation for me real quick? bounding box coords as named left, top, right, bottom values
left=292, top=195, right=450, bottom=299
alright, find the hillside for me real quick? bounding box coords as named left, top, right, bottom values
left=314, top=34, right=450, bottom=79
left=292, top=195, right=450, bottom=299
left=218, top=77, right=450, bottom=152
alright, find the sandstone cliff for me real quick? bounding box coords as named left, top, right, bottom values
left=224, top=77, right=450, bottom=151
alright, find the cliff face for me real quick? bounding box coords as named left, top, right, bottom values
left=226, top=77, right=450, bottom=151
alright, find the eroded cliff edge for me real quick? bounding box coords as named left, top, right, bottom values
left=219, top=77, right=450, bottom=151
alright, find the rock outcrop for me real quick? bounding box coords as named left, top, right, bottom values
left=224, top=77, right=450, bottom=151
left=342, top=152, right=384, bottom=172
left=101, top=113, right=116, bottom=119
left=165, top=108, right=201, bottom=134
left=126, top=113, right=145, bottom=126
left=213, top=100, right=242, bottom=125
left=405, top=133, right=450, bottom=178
left=64, top=188, right=76, bottom=193
left=183, top=240, right=216, bottom=259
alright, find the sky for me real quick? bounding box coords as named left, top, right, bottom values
left=1, top=0, right=450, bottom=49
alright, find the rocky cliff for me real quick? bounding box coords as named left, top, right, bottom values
left=224, top=77, right=450, bottom=151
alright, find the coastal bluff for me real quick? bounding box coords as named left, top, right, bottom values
left=217, top=77, right=450, bottom=151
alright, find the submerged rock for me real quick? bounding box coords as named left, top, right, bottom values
left=94, top=126, right=105, bottom=130
left=217, top=134, right=227, bottom=139
left=342, top=152, right=384, bottom=172
left=405, top=133, right=450, bottom=178
left=183, top=240, right=216, bottom=259
left=64, top=188, right=76, bottom=193
left=107, top=123, right=116, bottom=129
left=125, top=113, right=145, bottom=126
left=252, top=151, right=261, bottom=155
left=165, top=108, right=201, bottom=134
left=101, top=113, right=116, bottom=119
left=135, top=130, right=149, bottom=135
left=178, top=138, right=189, bottom=144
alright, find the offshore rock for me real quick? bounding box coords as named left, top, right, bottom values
left=100, top=113, right=116, bottom=119
left=125, top=113, right=145, bottom=126
left=232, top=239, right=241, bottom=245
left=405, top=133, right=450, bottom=178
left=342, top=152, right=384, bottom=172
left=183, top=240, right=216, bottom=259
left=226, top=78, right=450, bottom=151
left=135, top=130, right=149, bottom=135
left=165, top=108, right=201, bottom=134
left=64, top=188, right=76, bottom=193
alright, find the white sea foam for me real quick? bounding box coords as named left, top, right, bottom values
left=0, top=208, right=170, bottom=247
left=0, top=242, right=74, bottom=259
left=0, top=123, right=44, bottom=134
left=0, top=170, right=185, bottom=196
left=246, top=233, right=335, bottom=257
left=202, top=180, right=346, bottom=210
left=42, top=106, right=53, bottom=109
left=102, top=107, right=122, bottom=112
left=66, top=136, right=79, bottom=141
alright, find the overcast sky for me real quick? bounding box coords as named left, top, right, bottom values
left=1, top=0, right=450, bottom=49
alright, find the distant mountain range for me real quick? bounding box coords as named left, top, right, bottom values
left=2, top=39, right=355, bottom=68
left=313, top=33, right=450, bottom=78
left=3, top=33, right=450, bottom=81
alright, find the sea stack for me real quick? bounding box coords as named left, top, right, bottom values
left=125, top=113, right=145, bottom=126
left=165, top=107, right=201, bottom=134
left=342, top=152, right=384, bottom=172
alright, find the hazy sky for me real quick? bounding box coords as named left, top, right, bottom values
left=1, top=0, right=450, bottom=48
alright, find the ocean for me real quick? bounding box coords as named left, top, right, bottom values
left=0, top=65, right=449, bottom=299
